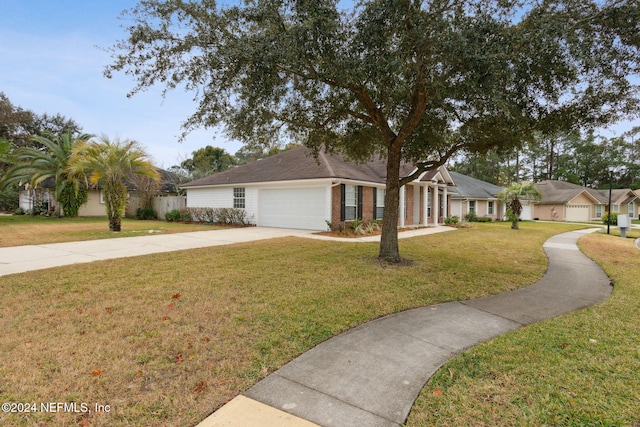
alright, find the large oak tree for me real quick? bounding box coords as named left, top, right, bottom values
left=107, top=0, right=639, bottom=262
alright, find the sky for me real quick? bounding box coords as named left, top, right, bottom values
left=0, top=0, right=241, bottom=169
left=1, top=1, right=638, bottom=170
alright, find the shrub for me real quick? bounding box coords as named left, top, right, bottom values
left=136, top=206, right=157, bottom=220
left=178, top=208, right=193, bottom=223
left=57, top=185, right=88, bottom=217
left=165, top=209, right=181, bottom=222
left=601, top=212, right=618, bottom=226
left=0, top=186, right=19, bottom=212
left=166, top=207, right=249, bottom=225
left=444, top=216, right=459, bottom=225
left=476, top=216, right=493, bottom=222
left=464, top=211, right=478, bottom=222
left=13, top=207, right=26, bottom=215
left=348, top=218, right=366, bottom=235
left=30, top=202, right=48, bottom=216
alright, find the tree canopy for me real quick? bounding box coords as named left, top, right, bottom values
left=180, top=145, right=236, bottom=178
left=451, top=127, right=640, bottom=189
left=69, top=137, right=159, bottom=231
left=107, top=0, right=640, bottom=262
left=0, top=132, right=93, bottom=217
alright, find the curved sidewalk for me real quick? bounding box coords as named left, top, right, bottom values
left=201, top=228, right=612, bottom=427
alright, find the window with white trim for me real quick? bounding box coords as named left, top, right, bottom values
left=469, top=200, right=476, bottom=214
left=595, top=205, right=602, bottom=218
left=344, top=185, right=357, bottom=221
left=488, top=201, right=494, bottom=215
left=376, top=188, right=385, bottom=219
left=233, top=187, right=245, bottom=209
left=613, top=204, right=619, bottom=213
left=629, top=202, right=635, bottom=218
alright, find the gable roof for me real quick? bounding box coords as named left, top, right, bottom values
left=181, top=146, right=453, bottom=188
left=536, top=180, right=603, bottom=204
left=448, top=172, right=503, bottom=199
left=605, top=189, right=638, bottom=205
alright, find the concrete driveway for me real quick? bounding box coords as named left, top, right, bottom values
left=0, top=226, right=455, bottom=277
left=0, top=227, right=316, bottom=277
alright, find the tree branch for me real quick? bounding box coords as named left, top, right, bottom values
left=399, top=141, right=470, bottom=185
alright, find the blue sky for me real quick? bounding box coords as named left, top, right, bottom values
left=1, top=1, right=638, bottom=169
left=0, top=0, right=239, bottom=168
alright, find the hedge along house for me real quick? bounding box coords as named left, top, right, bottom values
left=180, top=146, right=456, bottom=231
left=448, top=171, right=505, bottom=220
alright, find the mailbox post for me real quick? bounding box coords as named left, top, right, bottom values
left=618, top=214, right=630, bottom=238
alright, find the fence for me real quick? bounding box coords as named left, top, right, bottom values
left=127, top=195, right=187, bottom=220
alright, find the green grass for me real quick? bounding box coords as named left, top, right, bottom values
left=0, top=221, right=588, bottom=427
left=406, top=231, right=640, bottom=426
left=0, top=215, right=218, bottom=247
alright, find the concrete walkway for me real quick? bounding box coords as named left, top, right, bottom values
left=200, top=228, right=612, bottom=427
left=0, top=225, right=454, bottom=277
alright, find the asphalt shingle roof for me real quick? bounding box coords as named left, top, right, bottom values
left=448, top=171, right=503, bottom=199
left=180, top=146, right=443, bottom=187
left=536, top=180, right=600, bottom=204
left=536, top=180, right=639, bottom=205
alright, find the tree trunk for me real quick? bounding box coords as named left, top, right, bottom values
left=379, top=146, right=402, bottom=263
left=510, top=199, right=521, bottom=230
left=110, top=214, right=122, bottom=232
left=105, top=188, right=124, bottom=232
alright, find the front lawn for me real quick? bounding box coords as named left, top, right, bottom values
left=0, top=215, right=216, bottom=247
left=0, top=222, right=608, bottom=426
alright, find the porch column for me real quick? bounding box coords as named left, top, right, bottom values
left=433, top=185, right=439, bottom=226
left=422, top=184, right=429, bottom=226
left=442, top=187, right=448, bottom=220
left=399, top=185, right=405, bottom=227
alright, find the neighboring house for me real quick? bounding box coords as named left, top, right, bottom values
left=448, top=171, right=505, bottom=220
left=181, top=146, right=457, bottom=231
left=533, top=180, right=640, bottom=222
left=18, top=169, right=183, bottom=218
left=18, top=177, right=56, bottom=213
left=605, top=188, right=640, bottom=220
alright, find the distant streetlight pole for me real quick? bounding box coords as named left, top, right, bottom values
left=607, top=167, right=613, bottom=235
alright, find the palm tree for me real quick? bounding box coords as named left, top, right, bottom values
left=498, top=182, right=543, bottom=229
left=0, top=131, right=92, bottom=216
left=69, top=136, right=159, bottom=231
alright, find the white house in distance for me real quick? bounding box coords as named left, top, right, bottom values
left=448, top=171, right=505, bottom=220
left=181, top=146, right=459, bottom=231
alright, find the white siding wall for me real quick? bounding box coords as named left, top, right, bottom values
left=244, top=187, right=258, bottom=224
left=186, top=186, right=258, bottom=225
left=186, top=187, right=232, bottom=208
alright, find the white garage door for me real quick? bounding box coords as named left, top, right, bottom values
left=259, top=187, right=327, bottom=230
left=520, top=202, right=533, bottom=220
left=565, top=204, right=590, bottom=222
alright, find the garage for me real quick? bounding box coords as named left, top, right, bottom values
left=520, top=201, right=533, bottom=220
left=565, top=204, right=591, bottom=222
left=258, top=187, right=328, bottom=230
